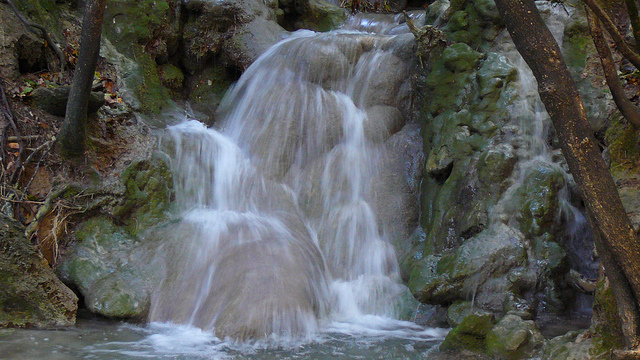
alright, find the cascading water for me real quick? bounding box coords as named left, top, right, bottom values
left=149, top=27, right=431, bottom=340
left=491, top=3, right=598, bottom=310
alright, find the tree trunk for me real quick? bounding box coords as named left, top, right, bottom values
left=494, top=0, right=640, bottom=349
left=587, top=7, right=640, bottom=129
left=58, top=0, right=106, bottom=158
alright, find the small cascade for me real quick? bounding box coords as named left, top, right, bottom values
left=491, top=3, right=598, bottom=308
left=150, top=23, right=424, bottom=340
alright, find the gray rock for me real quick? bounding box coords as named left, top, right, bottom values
left=223, top=17, right=289, bottom=70
left=30, top=86, right=105, bottom=117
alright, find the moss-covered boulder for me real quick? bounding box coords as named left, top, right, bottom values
left=440, top=313, right=495, bottom=352
left=57, top=216, right=159, bottom=319
left=112, top=156, right=174, bottom=237
left=290, top=0, right=347, bottom=32
left=541, top=330, right=593, bottom=360
left=0, top=214, right=77, bottom=328
left=485, top=314, right=544, bottom=359
left=408, top=223, right=527, bottom=306
left=515, top=161, right=566, bottom=238
left=0, top=1, right=54, bottom=80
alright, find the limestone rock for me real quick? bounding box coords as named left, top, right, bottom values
left=223, top=17, right=289, bottom=70
left=56, top=216, right=158, bottom=319
left=0, top=215, right=77, bottom=328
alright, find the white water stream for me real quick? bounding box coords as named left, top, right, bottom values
left=148, top=26, right=439, bottom=342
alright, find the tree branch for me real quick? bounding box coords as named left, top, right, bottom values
left=587, top=7, right=640, bottom=128
left=582, top=0, right=640, bottom=70
left=626, top=0, right=640, bottom=54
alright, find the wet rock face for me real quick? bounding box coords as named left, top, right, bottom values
left=407, top=0, right=606, bottom=325
left=57, top=216, right=160, bottom=319
left=57, top=157, right=174, bottom=320
left=0, top=215, right=77, bottom=328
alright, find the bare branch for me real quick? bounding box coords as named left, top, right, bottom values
left=582, top=0, right=640, bottom=70
left=587, top=7, right=640, bottom=128
left=626, top=0, right=640, bottom=54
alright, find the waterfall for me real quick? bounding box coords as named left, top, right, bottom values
left=491, top=2, right=598, bottom=307
left=148, top=28, right=423, bottom=340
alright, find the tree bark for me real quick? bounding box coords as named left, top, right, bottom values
left=494, top=0, right=640, bottom=349
left=587, top=7, right=640, bottom=129
left=58, top=0, right=106, bottom=158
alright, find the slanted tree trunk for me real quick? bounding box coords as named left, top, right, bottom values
left=494, top=0, right=640, bottom=351
left=58, top=0, right=106, bottom=158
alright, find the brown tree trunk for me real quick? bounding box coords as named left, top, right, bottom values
left=494, top=0, right=640, bottom=349
left=587, top=8, right=640, bottom=129
left=58, top=0, right=106, bottom=158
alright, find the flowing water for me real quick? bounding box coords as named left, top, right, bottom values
left=1, top=16, right=450, bottom=359
left=0, top=4, right=598, bottom=359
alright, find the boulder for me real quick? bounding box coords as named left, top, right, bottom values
left=30, top=86, right=105, bottom=116
left=56, top=216, right=155, bottom=319
left=486, top=314, right=544, bottom=359
left=408, top=223, right=527, bottom=305
left=440, top=313, right=495, bottom=352
left=223, top=17, right=289, bottom=70
left=0, top=214, right=77, bottom=328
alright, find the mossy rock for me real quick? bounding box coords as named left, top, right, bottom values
left=516, top=161, right=566, bottom=237
left=13, top=0, right=64, bottom=42
left=103, top=0, right=179, bottom=56
left=542, top=330, right=594, bottom=360
left=442, top=43, right=482, bottom=73
left=112, top=155, right=174, bottom=236
left=447, top=300, right=493, bottom=327
left=485, top=314, right=543, bottom=359
left=295, top=0, right=347, bottom=32
left=440, top=313, right=495, bottom=352
left=158, top=64, right=185, bottom=91
left=0, top=214, right=77, bottom=328
left=408, top=224, right=526, bottom=304
left=57, top=216, right=159, bottom=320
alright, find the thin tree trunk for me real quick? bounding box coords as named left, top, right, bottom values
left=626, top=0, right=640, bottom=54
left=587, top=7, right=640, bottom=129
left=582, top=0, right=640, bottom=70
left=494, top=0, right=640, bottom=349
left=58, top=0, right=106, bottom=158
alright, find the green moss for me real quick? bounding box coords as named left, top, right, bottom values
left=112, top=156, right=174, bottom=236
left=15, top=0, right=63, bottom=40
left=562, top=20, right=593, bottom=73
left=158, top=64, right=184, bottom=91
left=440, top=314, right=495, bottom=352
left=103, top=0, right=175, bottom=55
left=134, top=50, right=171, bottom=114
left=188, top=63, right=234, bottom=109
left=590, top=278, right=626, bottom=357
